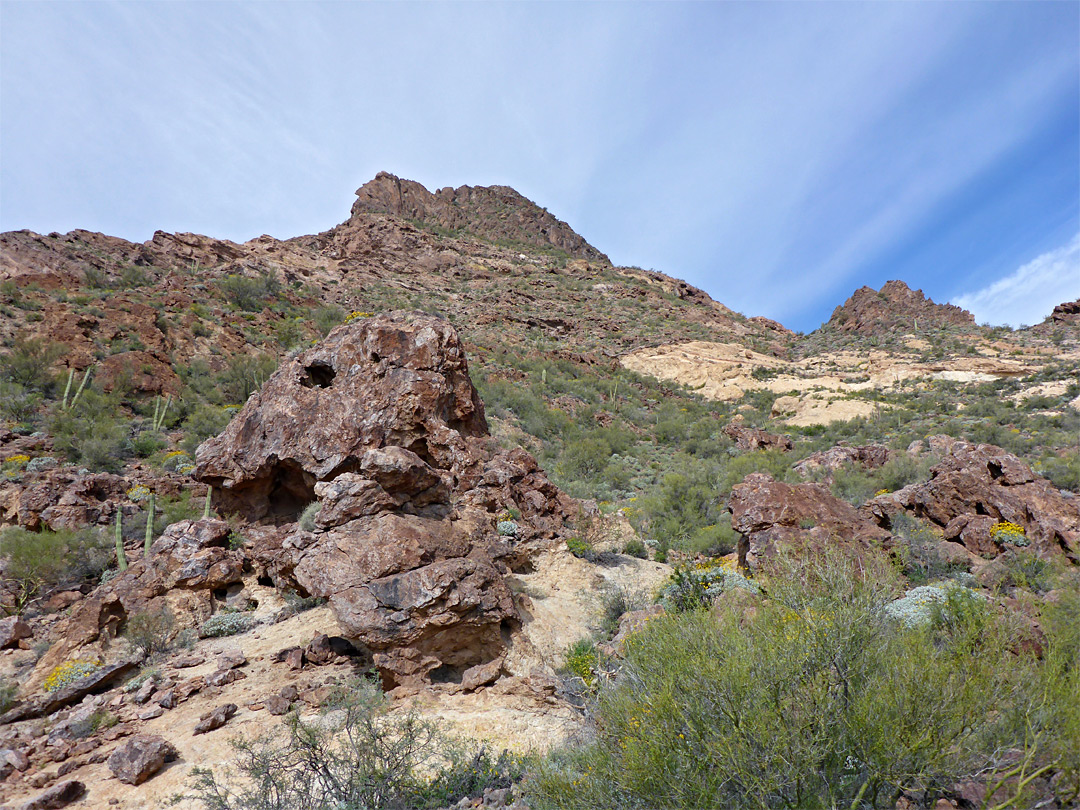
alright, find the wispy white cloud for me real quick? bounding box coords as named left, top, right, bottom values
left=953, top=235, right=1080, bottom=327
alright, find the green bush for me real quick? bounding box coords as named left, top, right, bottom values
left=181, top=404, right=231, bottom=455
left=563, top=639, right=600, bottom=688
left=124, top=607, right=176, bottom=657
left=0, top=525, right=111, bottom=612
left=0, top=336, right=66, bottom=393
left=313, top=305, right=346, bottom=337
left=0, top=678, right=15, bottom=714
left=0, top=381, right=41, bottom=423
left=622, top=539, right=647, bottom=559
left=526, top=552, right=1064, bottom=810
left=49, top=387, right=131, bottom=472
left=218, top=271, right=280, bottom=311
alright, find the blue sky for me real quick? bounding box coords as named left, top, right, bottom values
left=1, top=2, right=1077, bottom=332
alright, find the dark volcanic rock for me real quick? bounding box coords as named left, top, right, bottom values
left=0, top=616, right=31, bottom=649
left=730, top=473, right=891, bottom=571
left=722, top=422, right=793, bottom=452
left=1050, top=298, right=1080, bottom=323
left=792, top=444, right=891, bottom=483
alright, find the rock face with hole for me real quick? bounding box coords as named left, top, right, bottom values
left=196, top=312, right=576, bottom=689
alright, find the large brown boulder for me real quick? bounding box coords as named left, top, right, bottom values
left=196, top=311, right=488, bottom=521
left=873, top=438, right=1080, bottom=561
left=196, top=312, right=576, bottom=689
left=730, top=473, right=892, bottom=571
left=792, top=444, right=891, bottom=483
left=106, top=733, right=177, bottom=785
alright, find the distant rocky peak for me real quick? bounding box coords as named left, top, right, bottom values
left=350, top=172, right=609, bottom=263
left=823, top=279, right=976, bottom=335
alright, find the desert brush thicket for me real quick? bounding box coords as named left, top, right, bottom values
left=524, top=552, right=1080, bottom=810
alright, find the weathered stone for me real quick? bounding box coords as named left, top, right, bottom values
left=264, top=694, right=291, bottom=716
left=792, top=444, right=891, bottom=483
left=40, top=661, right=137, bottom=716
left=216, top=647, right=246, bottom=670
left=204, top=669, right=246, bottom=688
left=731, top=473, right=892, bottom=572
left=138, top=705, right=164, bottom=721
left=880, top=439, right=1080, bottom=561
left=106, top=734, right=177, bottom=785
left=2, top=747, right=29, bottom=771
left=0, top=616, right=32, bottom=649
left=16, top=779, right=85, bottom=810
left=722, top=423, right=793, bottom=452
left=193, top=703, right=237, bottom=735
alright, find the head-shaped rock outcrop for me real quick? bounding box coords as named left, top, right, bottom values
left=196, top=311, right=487, bottom=521
left=197, top=312, right=576, bottom=689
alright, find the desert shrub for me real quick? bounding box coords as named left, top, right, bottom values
left=527, top=552, right=1057, bottom=810
left=882, top=582, right=986, bottom=629
left=0, top=678, right=16, bottom=713
left=199, top=612, right=252, bottom=638
left=313, top=304, right=346, bottom=337
left=832, top=466, right=878, bottom=505
left=43, top=659, right=102, bottom=692
left=124, top=607, right=176, bottom=657
left=186, top=675, right=519, bottom=810
left=215, top=353, right=278, bottom=404
left=181, top=404, right=231, bottom=455
left=218, top=271, right=280, bottom=311
left=297, top=501, right=320, bottom=532
left=273, top=317, right=307, bottom=350
left=280, top=589, right=326, bottom=615
left=49, top=387, right=131, bottom=472
left=123, top=667, right=161, bottom=693
left=659, top=559, right=759, bottom=613
left=563, top=639, right=600, bottom=689
left=629, top=458, right=726, bottom=554
left=1037, top=450, right=1080, bottom=492
left=132, top=430, right=167, bottom=458
left=496, top=520, right=518, bottom=537
left=0, top=336, right=66, bottom=393
left=0, top=381, right=41, bottom=423
left=599, top=584, right=646, bottom=638
left=566, top=537, right=594, bottom=560
left=0, top=525, right=111, bottom=612
left=622, top=538, right=647, bottom=559
left=889, top=513, right=961, bottom=585
left=69, top=708, right=118, bottom=738
left=1000, top=552, right=1053, bottom=593
left=685, top=521, right=738, bottom=556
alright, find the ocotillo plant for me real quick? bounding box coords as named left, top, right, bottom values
left=144, top=493, right=155, bottom=558
left=115, top=510, right=127, bottom=572
left=151, top=395, right=172, bottom=432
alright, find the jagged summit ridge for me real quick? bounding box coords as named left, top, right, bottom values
left=351, top=171, right=608, bottom=263
left=823, top=279, right=976, bottom=335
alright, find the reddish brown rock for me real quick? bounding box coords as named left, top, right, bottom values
left=193, top=703, right=237, bottom=735
left=106, top=734, right=177, bottom=785
left=792, top=444, right=891, bottom=483
left=877, top=438, right=1080, bottom=561
left=351, top=172, right=608, bottom=263
left=722, top=423, right=793, bottom=452
left=824, top=280, right=975, bottom=335
left=730, top=473, right=892, bottom=571
left=0, top=616, right=31, bottom=649
left=196, top=313, right=575, bottom=688
left=196, top=313, right=488, bottom=522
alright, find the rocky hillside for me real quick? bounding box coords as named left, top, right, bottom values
left=822, top=279, right=977, bottom=335
left=0, top=174, right=1078, bottom=809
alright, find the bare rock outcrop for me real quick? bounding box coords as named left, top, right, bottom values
left=792, top=444, right=891, bottom=483
left=873, top=438, right=1080, bottom=561
left=196, top=312, right=576, bottom=689
left=722, top=422, right=793, bottom=452
left=730, top=473, right=891, bottom=571
left=823, top=280, right=975, bottom=335
left=351, top=172, right=608, bottom=263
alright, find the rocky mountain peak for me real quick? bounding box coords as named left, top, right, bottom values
left=350, top=171, right=609, bottom=263
left=823, top=279, right=976, bottom=335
